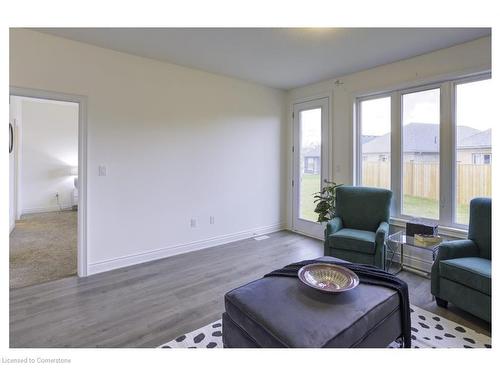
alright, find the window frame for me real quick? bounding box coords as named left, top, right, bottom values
left=355, top=72, right=491, bottom=230
left=451, top=73, right=492, bottom=228
left=399, top=84, right=443, bottom=222
left=355, top=92, right=393, bottom=191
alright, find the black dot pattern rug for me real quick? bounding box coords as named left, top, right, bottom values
left=159, top=305, right=491, bottom=349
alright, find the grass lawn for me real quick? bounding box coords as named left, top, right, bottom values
left=299, top=173, right=321, bottom=222
left=455, top=203, right=470, bottom=225
left=402, top=195, right=439, bottom=220
left=299, top=174, right=470, bottom=224
left=403, top=195, right=469, bottom=224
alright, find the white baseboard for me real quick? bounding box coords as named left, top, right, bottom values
left=87, top=222, right=285, bottom=276
left=10, top=222, right=15, bottom=234
left=22, top=205, right=73, bottom=215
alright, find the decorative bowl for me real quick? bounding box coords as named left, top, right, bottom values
left=298, top=263, right=359, bottom=293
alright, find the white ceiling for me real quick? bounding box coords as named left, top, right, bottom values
left=35, top=28, right=490, bottom=90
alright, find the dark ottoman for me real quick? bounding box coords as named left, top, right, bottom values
left=222, top=256, right=403, bottom=348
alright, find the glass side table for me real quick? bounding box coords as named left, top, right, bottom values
left=385, top=231, right=444, bottom=277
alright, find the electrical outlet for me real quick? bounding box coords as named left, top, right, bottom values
left=210, top=216, right=215, bottom=225
left=190, top=219, right=197, bottom=228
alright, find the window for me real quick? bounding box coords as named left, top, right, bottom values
left=401, top=88, right=440, bottom=220
left=355, top=73, right=491, bottom=229
left=455, top=78, right=492, bottom=225
left=472, top=154, right=482, bottom=165
left=298, top=108, right=322, bottom=222
left=359, top=96, right=391, bottom=189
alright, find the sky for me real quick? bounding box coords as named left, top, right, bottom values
left=300, top=108, right=321, bottom=147
left=456, top=78, right=493, bottom=131
left=361, top=78, right=492, bottom=136
left=298, top=78, right=492, bottom=147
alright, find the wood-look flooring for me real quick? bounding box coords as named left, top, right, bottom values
left=9, top=230, right=490, bottom=348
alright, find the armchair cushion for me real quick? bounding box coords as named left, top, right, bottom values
left=328, top=228, right=376, bottom=254
left=440, top=257, right=491, bottom=296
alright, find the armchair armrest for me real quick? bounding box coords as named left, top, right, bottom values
left=375, top=221, right=390, bottom=246
left=373, top=221, right=390, bottom=269
left=431, top=239, right=479, bottom=297
left=435, top=239, right=480, bottom=263
left=325, top=217, right=343, bottom=238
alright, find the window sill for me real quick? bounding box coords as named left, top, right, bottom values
left=389, top=217, right=467, bottom=239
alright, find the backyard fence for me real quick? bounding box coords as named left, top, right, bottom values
left=362, top=161, right=491, bottom=205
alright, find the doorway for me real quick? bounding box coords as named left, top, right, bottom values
left=9, top=87, right=88, bottom=287
left=292, top=97, right=329, bottom=238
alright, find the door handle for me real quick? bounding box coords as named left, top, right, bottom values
left=9, top=122, right=13, bottom=154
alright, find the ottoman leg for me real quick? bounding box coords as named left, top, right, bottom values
left=395, top=336, right=404, bottom=348
left=435, top=297, right=448, bottom=308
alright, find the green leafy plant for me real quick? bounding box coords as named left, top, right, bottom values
left=313, top=180, right=342, bottom=223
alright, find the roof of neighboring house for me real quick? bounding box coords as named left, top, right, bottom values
left=458, top=128, right=491, bottom=149
left=362, top=135, right=377, bottom=144
left=362, top=123, right=487, bottom=154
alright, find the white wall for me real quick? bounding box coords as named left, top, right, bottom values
left=10, top=29, right=287, bottom=274
left=286, top=36, right=491, bottom=229
left=19, top=98, right=78, bottom=214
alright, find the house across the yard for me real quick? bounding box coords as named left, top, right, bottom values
left=362, top=122, right=491, bottom=164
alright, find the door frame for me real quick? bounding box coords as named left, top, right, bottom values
left=292, top=96, right=330, bottom=239
left=10, top=86, right=89, bottom=277
left=9, top=98, right=22, bottom=229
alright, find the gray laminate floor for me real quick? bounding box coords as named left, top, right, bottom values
left=9, top=230, right=490, bottom=348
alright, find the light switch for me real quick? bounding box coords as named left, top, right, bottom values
left=98, top=165, right=107, bottom=176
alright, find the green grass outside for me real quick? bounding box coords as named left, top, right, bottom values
left=402, top=195, right=469, bottom=224
left=456, top=205, right=469, bottom=225
left=299, top=173, right=321, bottom=222
left=402, top=195, right=439, bottom=220
left=300, top=173, right=470, bottom=224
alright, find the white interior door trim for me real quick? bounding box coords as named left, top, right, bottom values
left=10, top=86, right=89, bottom=277
left=292, top=97, right=330, bottom=239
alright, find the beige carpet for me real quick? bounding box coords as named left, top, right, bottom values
left=10, top=211, right=77, bottom=289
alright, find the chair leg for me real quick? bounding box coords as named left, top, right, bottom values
left=435, top=297, right=448, bottom=308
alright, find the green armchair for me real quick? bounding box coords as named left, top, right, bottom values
left=431, top=197, right=491, bottom=322
left=324, top=186, right=392, bottom=269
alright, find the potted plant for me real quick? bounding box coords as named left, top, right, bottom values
left=313, top=180, right=342, bottom=223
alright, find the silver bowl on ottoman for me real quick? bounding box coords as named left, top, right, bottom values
left=298, top=263, right=359, bottom=293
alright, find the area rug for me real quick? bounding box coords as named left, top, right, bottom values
left=159, top=305, right=491, bottom=348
